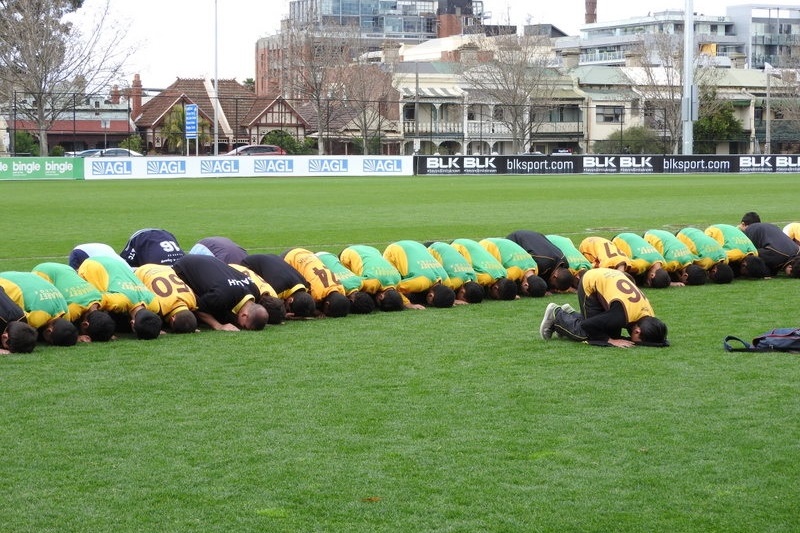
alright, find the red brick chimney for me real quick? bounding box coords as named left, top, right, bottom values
left=131, top=74, right=143, bottom=118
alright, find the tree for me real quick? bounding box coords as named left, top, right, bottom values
left=627, top=33, right=723, bottom=154
left=337, top=63, right=398, bottom=155
left=0, top=0, right=130, bottom=155
left=460, top=33, right=559, bottom=154
left=159, top=105, right=211, bottom=155
left=282, top=11, right=363, bottom=154
left=592, top=126, right=663, bottom=154
left=119, top=134, right=143, bottom=154
left=262, top=130, right=315, bottom=155
left=693, top=90, right=745, bottom=154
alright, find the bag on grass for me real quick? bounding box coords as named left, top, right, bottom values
left=724, top=328, right=800, bottom=353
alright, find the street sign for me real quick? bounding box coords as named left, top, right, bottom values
left=185, top=104, right=198, bottom=139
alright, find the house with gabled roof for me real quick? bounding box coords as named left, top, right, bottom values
left=242, top=95, right=309, bottom=146
left=133, top=77, right=256, bottom=154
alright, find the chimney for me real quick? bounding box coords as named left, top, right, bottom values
left=458, top=42, right=480, bottom=64
left=561, top=48, right=580, bottom=69
left=585, top=0, right=597, bottom=24
left=729, top=52, right=746, bottom=69
left=131, top=74, right=143, bottom=119
left=382, top=41, right=402, bottom=63
left=625, top=50, right=643, bottom=68
left=109, top=85, right=120, bottom=104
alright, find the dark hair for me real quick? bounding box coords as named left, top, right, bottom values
left=323, top=292, right=350, bottom=318
left=709, top=263, right=734, bottom=284
left=740, top=255, right=770, bottom=279
left=259, top=295, right=287, bottom=324
left=348, top=291, right=376, bottom=314
left=648, top=268, right=672, bottom=289
left=289, top=291, right=316, bottom=318
left=741, top=211, right=761, bottom=226
left=133, top=309, right=162, bottom=340
left=636, top=316, right=669, bottom=346
left=170, top=309, right=198, bottom=333
left=551, top=267, right=575, bottom=292
left=49, top=318, right=79, bottom=346
left=377, top=288, right=404, bottom=311
left=84, top=310, right=116, bottom=342
left=6, top=321, right=37, bottom=353
left=243, top=303, right=268, bottom=331
left=493, top=278, right=518, bottom=300
left=429, top=284, right=456, bottom=308
left=462, top=281, right=484, bottom=303
left=788, top=256, right=800, bottom=278
left=684, top=264, right=707, bottom=286
left=523, top=274, right=548, bottom=297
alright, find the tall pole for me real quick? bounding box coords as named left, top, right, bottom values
left=213, top=0, right=219, bottom=155
left=766, top=67, right=771, bottom=154
left=681, top=0, right=694, bottom=155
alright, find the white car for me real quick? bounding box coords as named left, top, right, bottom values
left=87, top=148, right=144, bottom=157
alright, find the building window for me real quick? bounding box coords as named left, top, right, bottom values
left=403, top=104, right=415, bottom=120
left=597, top=105, right=624, bottom=123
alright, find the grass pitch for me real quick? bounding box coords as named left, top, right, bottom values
left=1, top=173, right=799, bottom=532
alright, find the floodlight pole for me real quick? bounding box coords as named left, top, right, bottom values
left=213, top=0, right=219, bottom=155
left=681, top=0, right=694, bottom=155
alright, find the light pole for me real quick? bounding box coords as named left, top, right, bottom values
left=213, top=0, right=219, bottom=155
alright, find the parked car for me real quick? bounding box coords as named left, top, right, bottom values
left=224, top=144, right=286, bottom=156
left=65, top=149, right=104, bottom=157
left=87, top=148, right=144, bottom=157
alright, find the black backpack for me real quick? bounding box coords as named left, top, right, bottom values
left=724, top=328, right=800, bottom=353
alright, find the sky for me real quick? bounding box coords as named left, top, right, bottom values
left=74, top=0, right=800, bottom=90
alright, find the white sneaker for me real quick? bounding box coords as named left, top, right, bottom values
left=539, top=303, right=560, bottom=340
left=561, top=303, right=576, bottom=314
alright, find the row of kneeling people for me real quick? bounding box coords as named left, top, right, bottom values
left=1, top=215, right=798, bottom=353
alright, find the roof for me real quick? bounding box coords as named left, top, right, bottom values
left=134, top=78, right=256, bottom=136
left=14, top=119, right=134, bottom=135
left=399, top=86, right=465, bottom=98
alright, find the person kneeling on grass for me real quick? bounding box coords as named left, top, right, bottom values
left=539, top=268, right=668, bottom=348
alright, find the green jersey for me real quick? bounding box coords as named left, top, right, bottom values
left=316, top=252, right=363, bottom=294
left=0, top=271, right=70, bottom=328
left=33, top=262, right=103, bottom=321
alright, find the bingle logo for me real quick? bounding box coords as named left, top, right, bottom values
left=310, top=159, right=348, bottom=172
left=364, top=159, right=402, bottom=172
left=201, top=160, right=239, bottom=174
left=92, top=161, right=132, bottom=175
left=147, top=160, right=186, bottom=175
left=255, top=159, right=293, bottom=173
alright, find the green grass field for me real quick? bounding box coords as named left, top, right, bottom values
left=1, top=174, right=799, bottom=532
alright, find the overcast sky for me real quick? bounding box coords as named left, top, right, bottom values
left=74, top=0, right=800, bottom=89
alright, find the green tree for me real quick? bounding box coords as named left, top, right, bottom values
left=119, top=134, right=143, bottom=154
left=262, top=130, right=315, bottom=155
left=13, top=131, right=39, bottom=156
left=693, top=99, right=744, bottom=154
left=160, top=105, right=211, bottom=154
left=592, top=126, right=663, bottom=154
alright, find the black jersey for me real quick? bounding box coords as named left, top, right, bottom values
left=172, top=255, right=258, bottom=323
left=190, top=237, right=248, bottom=265
left=506, top=229, right=568, bottom=277
left=241, top=254, right=309, bottom=299
left=0, top=286, right=26, bottom=332
left=120, top=228, right=185, bottom=267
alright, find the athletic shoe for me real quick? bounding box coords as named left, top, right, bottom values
left=539, top=303, right=560, bottom=340
left=561, top=303, right=576, bottom=314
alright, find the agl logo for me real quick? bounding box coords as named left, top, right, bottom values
left=147, top=160, right=186, bottom=174
left=310, top=159, right=348, bottom=172
left=92, top=161, right=132, bottom=175
left=364, top=159, right=402, bottom=172
left=201, top=160, right=239, bottom=174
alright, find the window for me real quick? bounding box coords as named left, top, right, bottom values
left=596, top=105, right=624, bottom=123
left=403, top=104, right=415, bottom=120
